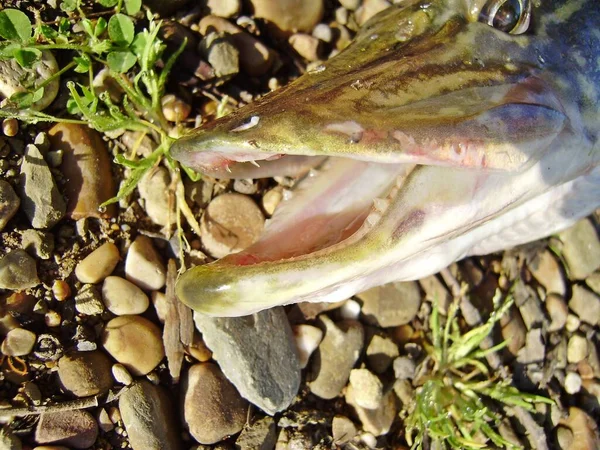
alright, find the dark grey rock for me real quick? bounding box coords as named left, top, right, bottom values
left=0, top=249, right=39, bottom=290
left=193, top=307, right=301, bottom=415
left=235, top=416, right=276, bottom=450
left=21, top=229, right=54, bottom=259
left=20, top=144, right=65, bottom=229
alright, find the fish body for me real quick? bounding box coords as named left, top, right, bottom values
left=173, top=0, right=600, bottom=316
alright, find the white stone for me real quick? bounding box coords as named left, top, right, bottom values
left=102, top=276, right=150, bottom=315
left=348, top=368, right=383, bottom=409
left=564, top=371, right=582, bottom=394
left=75, top=242, right=120, bottom=284
left=292, top=324, right=323, bottom=369
left=1, top=328, right=36, bottom=356
left=125, top=236, right=166, bottom=291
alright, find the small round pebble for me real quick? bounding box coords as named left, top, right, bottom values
left=52, top=280, right=71, bottom=301
left=289, top=33, right=322, bottom=61
left=564, top=371, right=582, bottom=394
left=348, top=368, right=383, bottom=409
left=102, top=315, right=165, bottom=376
left=292, top=324, right=323, bottom=369
left=393, top=356, right=416, bottom=380
left=125, top=236, right=166, bottom=291
left=112, top=363, right=133, bottom=385
left=1, top=328, right=36, bottom=356
left=339, top=299, right=361, bottom=320
left=161, top=94, right=191, bottom=122
left=565, top=314, right=580, bottom=333
left=2, top=118, right=18, bottom=137
left=204, top=0, right=241, bottom=17
left=44, top=310, right=61, bottom=328
left=75, top=242, right=120, bottom=284
left=262, top=187, right=283, bottom=215
left=332, top=415, right=357, bottom=445
left=567, top=334, right=588, bottom=364
left=57, top=351, right=113, bottom=397
left=201, top=193, right=265, bottom=258
left=101, top=276, right=150, bottom=315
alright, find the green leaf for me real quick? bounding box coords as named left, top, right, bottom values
left=130, top=32, right=147, bottom=59
left=94, top=17, right=108, bottom=37
left=182, top=164, right=202, bottom=182
left=108, top=13, right=135, bottom=46
left=73, top=55, right=91, bottom=73
left=97, top=0, right=119, bottom=6
left=60, top=0, right=79, bottom=12
left=58, top=18, right=71, bottom=34
left=0, top=9, right=32, bottom=42
left=125, top=0, right=142, bottom=15
left=10, top=91, right=34, bottom=108
left=0, top=42, right=19, bottom=59
left=81, top=18, right=94, bottom=37
left=107, top=50, right=137, bottom=73
left=13, top=48, right=42, bottom=68
left=31, top=87, right=44, bottom=104
left=39, top=24, right=58, bottom=41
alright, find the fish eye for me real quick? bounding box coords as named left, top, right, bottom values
left=479, top=0, right=531, bottom=34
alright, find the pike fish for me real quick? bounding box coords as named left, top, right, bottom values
left=172, top=0, right=600, bottom=317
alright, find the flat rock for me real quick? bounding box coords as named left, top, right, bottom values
left=248, top=0, right=324, bottom=33
left=569, top=285, right=600, bottom=326
left=57, top=350, right=113, bottom=397
left=21, top=229, right=54, bottom=260
left=559, top=219, right=600, bottom=280
left=102, top=315, right=165, bottom=375
left=49, top=123, right=116, bottom=219
left=35, top=411, right=98, bottom=449
left=138, top=167, right=175, bottom=227
left=235, top=416, right=277, bottom=450
left=1, top=327, right=36, bottom=356
left=331, top=415, right=357, bottom=446
left=75, top=241, right=120, bottom=284
left=546, top=293, right=568, bottom=332
left=345, top=385, right=397, bottom=436
left=119, top=381, right=180, bottom=450
left=0, top=180, right=19, bottom=232
left=309, top=316, right=364, bottom=399
left=193, top=307, right=300, bottom=415
left=366, top=334, right=399, bottom=374
left=0, top=249, right=39, bottom=290
left=517, top=328, right=545, bottom=364
left=358, top=281, right=421, bottom=327
left=183, top=363, right=248, bottom=444
left=348, top=368, right=383, bottom=409
left=101, top=276, right=149, bottom=315
left=73, top=284, right=105, bottom=316
left=125, top=236, right=166, bottom=291
left=529, top=250, right=566, bottom=296
left=20, top=144, right=66, bottom=229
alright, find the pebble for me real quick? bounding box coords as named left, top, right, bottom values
left=44, top=310, right=61, bottom=327
left=161, top=94, right=191, bottom=122
left=365, top=334, right=399, bottom=374
left=52, top=280, right=71, bottom=301
left=102, top=276, right=150, bottom=315
left=112, top=363, right=134, bottom=385
left=97, top=408, right=114, bottom=433
left=560, top=407, right=600, bottom=450
left=565, top=313, right=581, bottom=333
left=35, top=411, right=98, bottom=449
left=57, top=351, right=113, bottom=397
left=200, top=193, right=265, bottom=258
left=357, top=280, right=421, bottom=327
left=20, top=144, right=66, bottom=229
left=249, top=0, right=324, bottom=33
left=203, top=0, right=241, bottom=17
left=102, top=315, right=165, bottom=376
left=2, top=118, right=18, bottom=137
left=21, top=229, right=54, bottom=260
left=567, top=334, right=588, bottom=364
left=187, top=333, right=213, bottom=362
left=48, top=123, right=116, bottom=219
left=529, top=250, right=566, bottom=296
left=339, top=299, right=362, bottom=320
left=348, top=368, right=383, bottom=409
left=75, top=242, right=120, bottom=284
left=569, top=285, right=600, bottom=326
left=564, top=371, right=582, bottom=394
left=262, top=187, right=283, bottom=216
left=339, top=0, right=361, bottom=10
left=151, top=291, right=168, bottom=323
left=419, top=274, right=451, bottom=314
left=138, top=167, right=176, bottom=228
left=345, top=385, right=396, bottom=436
left=556, top=425, right=574, bottom=450
left=393, top=356, right=416, bottom=380
left=309, top=316, right=364, bottom=399
left=233, top=178, right=258, bottom=195
left=125, top=236, right=167, bottom=291
left=292, top=324, right=323, bottom=369
left=546, top=293, right=568, bottom=332
left=289, top=33, right=322, bottom=61
left=200, top=32, right=240, bottom=77
left=235, top=416, right=277, bottom=450
left=1, top=327, right=36, bottom=356
left=183, top=363, right=248, bottom=444
left=517, top=328, right=545, bottom=364
left=332, top=415, right=357, bottom=445
left=312, top=23, right=334, bottom=43
left=500, top=306, right=526, bottom=355
left=194, top=307, right=300, bottom=415
left=119, top=381, right=181, bottom=450
left=0, top=50, right=59, bottom=110
left=0, top=180, right=19, bottom=231
left=0, top=428, right=21, bottom=450
left=559, top=218, right=600, bottom=280
left=355, top=0, right=391, bottom=26
left=0, top=249, right=39, bottom=290
left=199, top=16, right=275, bottom=76
left=74, top=284, right=105, bottom=316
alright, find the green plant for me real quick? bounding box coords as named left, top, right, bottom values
left=405, top=290, right=553, bottom=449
left=0, top=1, right=203, bottom=261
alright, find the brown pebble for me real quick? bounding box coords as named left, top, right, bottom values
left=248, top=0, right=324, bottom=33
left=2, top=118, right=18, bottom=137
left=74, top=242, right=120, bottom=284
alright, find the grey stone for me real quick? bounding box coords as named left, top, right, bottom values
left=331, top=415, right=357, bottom=446
left=419, top=274, right=451, bottom=314
left=183, top=363, right=248, bottom=445
left=365, top=334, right=399, bottom=374
left=0, top=249, right=39, bottom=290
left=309, top=316, right=363, bottom=399
left=393, top=356, right=416, bottom=380
left=345, top=385, right=397, bottom=436
left=57, top=351, right=113, bottom=397
left=0, top=180, right=20, bottom=231
left=194, top=307, right=300, bottom=415
left=235, top=416, right=276, bottom=450
left=586, top=272, right=600, bottom=295
left=20, top=144, right=66, bottom=229
left=138, top=166, right=175, bottom=228
left=21, top=229, right=54, bottom=260
left=569, top=285, right=600, bottom=326
left=200, top=33, right=240, bottom=78
left=559, top=219, right=600, bottom=280
left=357, top=281, right=421, bottom=328
left=119, top=381, right=180, bottom=450
left=35, top=410, right=98, bottom=449
left=517, top=329, right=545, bottom=364
left=529, top=250, right=566, bottom=296
left=545, top=293, right=568, bottom=332
left=74, top=284, right=105, bottom=316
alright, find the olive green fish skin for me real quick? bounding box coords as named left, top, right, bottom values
left=173, top=0, right=599, bottom=317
